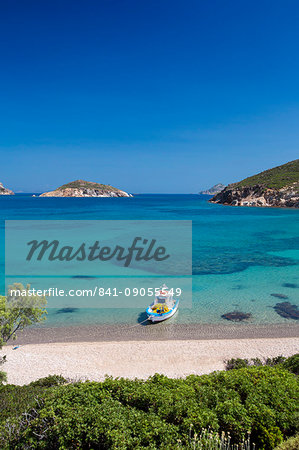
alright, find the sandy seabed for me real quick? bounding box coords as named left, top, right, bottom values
left=3, top=337, right=299, bottom=385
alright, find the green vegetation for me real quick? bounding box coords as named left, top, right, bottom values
left=225, top=354, right=299, bottom=375
left=0, top=359, right=298, bottom=449
left=0, top=283, right=47, bottom=348
left=56, top=179, right=119, bottom=191
left=0, top=283, right=47, bottom=381
left=0, top=355, right=6, bottom=384
left=232, top=159, right=299, bottom=190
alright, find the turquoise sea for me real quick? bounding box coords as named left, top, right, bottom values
left=1, top=194, right=298, bottom=328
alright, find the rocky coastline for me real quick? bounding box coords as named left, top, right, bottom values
left=209, top=160, right=299, bottom=208
left=210, top=183, right=299, bottom=208
left=40, top=180, right=132, bottom=198
left=0, top=181, right=14, bottom=195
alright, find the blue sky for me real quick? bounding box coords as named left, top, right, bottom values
left=0, top=0, right=298, bottom=193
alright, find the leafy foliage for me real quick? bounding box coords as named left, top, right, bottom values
left=0, top=365, right=298, bottom=449
left=0, top=283, right=47, bottom=349
left=0, top=283, right=47, bottom=384
left=29, top=374, right=68, bottom=388
left=0, top=375, right=66, bottom=424
left=281, top=354, right=299, bottom=375
left=225, top=354, right=299, bottom=375
left=225, top=358, right=250, bottom=370
left=0, top=354, right=6, bottom=384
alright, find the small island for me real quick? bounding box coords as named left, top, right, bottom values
left=210, top=159, right=299, bottom=208
left=199, top=183, right=225, bottom=195
left=40, top=180, right=132, bottom=198
left=0, top=181, right=14, bottom=195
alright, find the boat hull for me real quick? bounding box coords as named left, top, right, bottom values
left=146, top=299, right=179, bottom=322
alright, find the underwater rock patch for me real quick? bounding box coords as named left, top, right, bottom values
left=56, top=307, right=79, bottom=314
left=271, top=293, right=289, bottom=299
left=193, top=252, right=297, bottom=275
left=273, top=302, right=299, bottom=320
left=282, top=283, right=298, bottom=288
left=221, top=311, right=252, bottom=322
left=72, top=276, right=96, bottom=279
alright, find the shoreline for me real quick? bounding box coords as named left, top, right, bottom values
left=11, top=322, right=299, bottom=345
left=4, top=336, right=299, bottom=385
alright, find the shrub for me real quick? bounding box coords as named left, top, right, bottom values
left=0, top=366, right=298, bottom=449
left=225, top=353, right=299, bottom=374
left=225, top=358, right=250, bottom=370
left=252, top=425, right=283, bottom=449
left=265, top=356, right=286, bottom=367
left=0, top=355, right=6, bottom=384
left=0, top=370, right=6, bottom=384
left=282, top=354, right=299, bottom=375
left=0, top=384, right=45, bottom=424
left=29, top=374, right=67, bottom=387
left=2, top=383, right=180, bottom=449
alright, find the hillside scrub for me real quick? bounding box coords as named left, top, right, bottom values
left=233, top=159, right=299, bottom=190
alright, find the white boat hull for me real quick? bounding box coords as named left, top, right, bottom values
left=146, top=299, right=179, bottom=322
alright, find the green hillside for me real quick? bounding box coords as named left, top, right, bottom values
left=57, top=179, right=119, bottom=191
left=233, top=159, right=299, bottom=190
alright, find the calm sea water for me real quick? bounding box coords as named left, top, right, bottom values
left=1, top=194, right=298, bottom=327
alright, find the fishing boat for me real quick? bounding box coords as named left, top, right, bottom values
left=146, top=284, right=179, bottom=322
